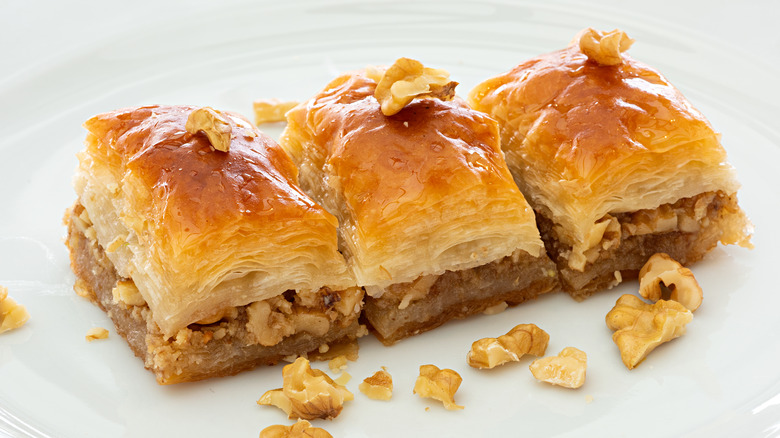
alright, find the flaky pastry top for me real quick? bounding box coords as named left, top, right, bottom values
left=282, top=71, right=544, bottom=289
left=75, top=105, right=353, bottom=336
left=469, top=36, right=749, bottom=269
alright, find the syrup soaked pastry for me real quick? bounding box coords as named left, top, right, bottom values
left=281, top=59, right=558, bottom=345
left=65, top=105, right=364, bottom=384
left=469, top=29, right=752, bottom=299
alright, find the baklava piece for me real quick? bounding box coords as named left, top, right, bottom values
left=281, top=59, right=558, bottom=345
left=65, top=105, right=363, bottom=384
left=469, top=29, right=752, bottom=299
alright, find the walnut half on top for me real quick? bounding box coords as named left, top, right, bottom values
left=372, top=57, right=458, bottom=116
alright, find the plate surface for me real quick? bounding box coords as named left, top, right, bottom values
left=1, top=1, right=779, bottom=437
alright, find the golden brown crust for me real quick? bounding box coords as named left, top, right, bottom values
left=469, top=35, right=751, bottom=276
left=283, top=71, right=544, bottom=289
left=76, top=105, right=354, bottom=336
left=469, top=46, right=722, bottom=178
left=84, top=106, right=309, bottom=230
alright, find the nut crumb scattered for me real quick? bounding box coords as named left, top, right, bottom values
left=413, top=364, right=464, bottom=410
left=310, top=339, right=359, bottom=363
left=85, top=327, right=109, bottom=342
left=73, top=278, right=96, bottom=302
left=529, top=347, right=587, bottom=389
left=0, top=286, right=30, bottom=334
left=585, top=395, right=594, bottom=404
left=259, top=419, right=332, bottom=438
left=328, top=355, right=348, bottom=372
left=359, top=367, right=393, bottom=400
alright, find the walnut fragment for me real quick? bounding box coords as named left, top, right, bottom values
left=185, top=107, right=232, bottom=152
left=373, top=58, right=458, bottom=116
left=85, top=327, right=109, bottom=342
left=257, top=357, right=353, bottom=420
left=639, top=253, right=703, bottom=312
left=0, top=286, right=29, bottom=334
left=529, top=347, right=587, bottom=389
left=575, top=28, right=635, bottom=66
left=259, top=419, right=332, bottom=438
left=467, top=323, right=549, bottom=369
left=359, top=367, right=393, bottom=401
left=413, top=364, right=464, bottom=410
left=606, top=294, right=693, bottom=369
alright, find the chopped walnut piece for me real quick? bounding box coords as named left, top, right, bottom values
left=413, top=364, right=464, bottom=410
left=529, top=347, right=587, bottom=389
left=259, top=420, right=333, bottom=438
left=328, top=355, right=348, bottom=373
left=246, top=297, right=296, bottom=347
left=575, top=28, right=634, bottom=66
left=398, top=275, right=437, bottom=310
left=111, top=280, right=145, bottom=307
left=606, top=294, right=693, bottom=370
left=334, top=372, right=351, bottom=386
left=196, top=307, right=239, bottom=326
left=257, top=357, right=353, bottom=420
left=73, top=278, right=96, bottom=302
left=639, top=253, right=703, bottom=312
left=310, top=338, right=360, bottom=363
left=0, top=286, right=30, bottom=334
left=185, top=107, right=232, bottom=152
left=359, top=367, right=393, bottom=401
left=85, top=327, right=109, bottom=342
left=373, top=58, right=458, bottom=116
left=253, top=98, right=299, bottom=125
left=467, top=323, right=549, bottom=369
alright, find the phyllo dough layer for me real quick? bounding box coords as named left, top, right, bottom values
left=282, top=71, right=545, bottom=290
left=281, top=63, right=558, bottom=343
left=74, top=105, right=355, bottom=337
left=468, top=30, right=752, bottom=296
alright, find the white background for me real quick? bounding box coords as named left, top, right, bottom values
left=1, top=1, right=779, bottom=437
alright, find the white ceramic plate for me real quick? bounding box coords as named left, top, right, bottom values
left=2, top=1, right=779, bottom=437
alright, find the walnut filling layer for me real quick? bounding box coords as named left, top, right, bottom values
left=66, top=202, right=364, bottom=384
left=363, top=248, right=558, bottom=345
left=539, top=191, right=746, bottom=299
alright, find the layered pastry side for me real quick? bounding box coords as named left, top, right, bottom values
left=65, top=105, right=364, bottom=384
left=280, top=59, right=559, bottom=345
left=468, top=29, right=753, bottom=300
